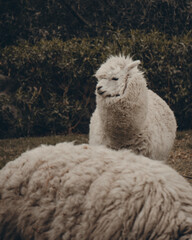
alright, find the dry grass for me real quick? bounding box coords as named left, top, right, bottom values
left=0, top=131, right=191, bottom=183
left=0, top=134, right=88, bottom=169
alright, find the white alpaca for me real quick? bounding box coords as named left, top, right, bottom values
left=0, top=142, right=191, bottom=240
left=89, top=55, right=177, bottom=160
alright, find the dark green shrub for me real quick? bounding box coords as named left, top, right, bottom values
left=0, top=30, right=191, bottom=138
left=0, top=93, right=21, bottom=137
left=0, top=0, right=191, bottom=47
left=0, top=38, right=109, bottom=137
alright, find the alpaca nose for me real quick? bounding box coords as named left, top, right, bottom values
left=97, top=86, right=106, bottom=95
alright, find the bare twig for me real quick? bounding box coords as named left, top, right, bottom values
left=64, top=2, right=92, bottom=28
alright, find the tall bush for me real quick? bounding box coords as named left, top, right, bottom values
left=0, top=0, right=191, bottom=47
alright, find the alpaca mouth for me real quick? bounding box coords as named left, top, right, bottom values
left=106, top=94, right=120, bottom=98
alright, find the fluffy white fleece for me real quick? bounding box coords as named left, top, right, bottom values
left=0, top=142, right=192, bottom=240
left=89, top=55, right=177, bottom=160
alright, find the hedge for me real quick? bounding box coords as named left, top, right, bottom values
left=0, top=0, right=191, bottom=47
left=0, top=30, right=191, bottom=138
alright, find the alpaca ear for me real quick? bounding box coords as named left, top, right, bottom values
left=127, top=60, right=141, bottom=71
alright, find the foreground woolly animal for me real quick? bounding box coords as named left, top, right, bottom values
left=0, top=142, right=192, bottom=240
left=89, top=55, right=177, bottom=160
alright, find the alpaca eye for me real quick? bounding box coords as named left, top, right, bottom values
left=112, top=77, right=118, bottom=81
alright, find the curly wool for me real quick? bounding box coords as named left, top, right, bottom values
left=0, top=142, right=192, bottom=240
left=89, top=55, right=177, bottom=160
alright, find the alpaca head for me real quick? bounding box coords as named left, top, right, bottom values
left=95, top=55, right=141, bottom=98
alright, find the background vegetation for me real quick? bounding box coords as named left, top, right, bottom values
left=0, top=0, right=191, bottom=47
left=0, top=0, right=191, bottom=138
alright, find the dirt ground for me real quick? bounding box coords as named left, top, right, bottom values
left=167, top=131, right=192, bottom=184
